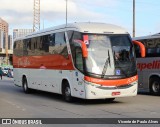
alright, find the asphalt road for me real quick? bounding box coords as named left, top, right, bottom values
left=0, top=77, right=160, bottom=127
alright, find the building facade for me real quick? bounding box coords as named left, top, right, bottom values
left=0, top=18, right=8, bottom=49
left=0, top=18, right=8, bottom=35
left=8, top=35, right=12, bottom=50
left=0, top=30, right=4, bottom=50
left=13, top=29, right=33, bottom=40
left=0, top=18, right=10, bottom=66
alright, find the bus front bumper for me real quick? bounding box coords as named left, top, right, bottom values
left=84, top=80, right=138, bottom=99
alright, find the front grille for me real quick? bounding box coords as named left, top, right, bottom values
left=96, top=84, right=133, bottom=90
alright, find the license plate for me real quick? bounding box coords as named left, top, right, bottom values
left=112, top=92, right=121, bottom=96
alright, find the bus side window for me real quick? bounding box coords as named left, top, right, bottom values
left=134, top=44, right=141, bottom=58
left=14, top=40, right=23, bottom=56
left=70, top=31, right=83, bottom=63
left=75, top=47, right=84, bottom=72
left=31, top=37, right=36, bottom=54
left=67, top=31, right=74, bottom=43
left=27, top=39, right=31, bottom=56
left=13, top=41, right=17, bottom=56
left=36, top=36, right=42, bottom=55
left=55, top=32, right=66, bottom=45
left=49, top=33, right=55, bottom=54
left=44, top=35, right=50, bottom=53
left=23, top=39, right=28, bottom=56
left=54, top=32, right=68, bottom=58
left=49, top=34, right=55, bottom=46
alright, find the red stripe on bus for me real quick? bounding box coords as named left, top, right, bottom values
left=13, top=54, right=75, bottom=70
left=137, top=61, right=160, bottom=71
left=84, top=75, right=138, bottom=86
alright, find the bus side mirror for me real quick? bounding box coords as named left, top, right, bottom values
left=73, top=40, right=88, bottom=58
left=132, top=40, right=145, bottom=57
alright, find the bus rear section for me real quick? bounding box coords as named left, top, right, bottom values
left=13, top=23, right=145, bottom=101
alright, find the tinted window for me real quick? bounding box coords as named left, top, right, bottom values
left=67, top=31, right=74, bottom=42
left=136, top=38, right=160, bottom=57
left=52, top=32, right=68, bottom=58
left=68, top=31, right=82, bottom=64
left=14, top=32, right=68, bottom=58
left=23, top=39, right=29, bottom=56
left=111, top=35, right=131, bottom=46
left=55, top=32, right=66, bottom=45
left=75, top=47, right=84, bottom=72
left=27, top=35, right=50, bottom=56
left=42, top=35, right=49, bottom=53
left=13, top=40, right=23, bottom=56
left=134, top=44, right=141, bottom=58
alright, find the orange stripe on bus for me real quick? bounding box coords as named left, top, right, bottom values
left=84, top=75, right=138, bottom=86
left=13, top=54, right=74, bottom=70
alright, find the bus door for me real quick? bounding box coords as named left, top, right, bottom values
left=71, top=46, right=86, bottom=98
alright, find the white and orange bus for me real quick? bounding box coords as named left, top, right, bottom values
left=13, top=22, right=145, bottom=102
left=133, top=34, right=160, bottom=95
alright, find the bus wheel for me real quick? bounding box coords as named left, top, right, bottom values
left=22, top=77, right=30, bottom=94
left=63, top=82, right=73, bottom=102
left=149, top=77, right=160, bottom=95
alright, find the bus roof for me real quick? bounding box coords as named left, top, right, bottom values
left=14, top=22, right=129, bottom=41
left=133, top=33, right=160, bottom=40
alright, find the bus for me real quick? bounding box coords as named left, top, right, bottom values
left=13, top=22, right=145, bottom=102
left=133, top=33, right=160, bottom=95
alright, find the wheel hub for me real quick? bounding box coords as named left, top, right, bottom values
left=65, top=87, right=71, bottom=96
left=152, top=81, right=160, bottom=93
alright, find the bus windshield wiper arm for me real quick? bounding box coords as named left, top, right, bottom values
left=101, top=50, right=110, bottom=78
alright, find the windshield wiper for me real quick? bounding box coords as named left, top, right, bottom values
left=101, top=50, right=111, bottom=78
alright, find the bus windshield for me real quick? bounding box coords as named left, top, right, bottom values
left=85, top=34, right=137, bottom=78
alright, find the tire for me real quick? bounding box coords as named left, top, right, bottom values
left=22, top=77, right=30, bottom=94
left=149, top=77, right=160, bottom=95
left=62, top=81, right=73, bottom=102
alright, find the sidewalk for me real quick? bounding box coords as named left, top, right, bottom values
left=0, top=76, right=14, bottom=81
